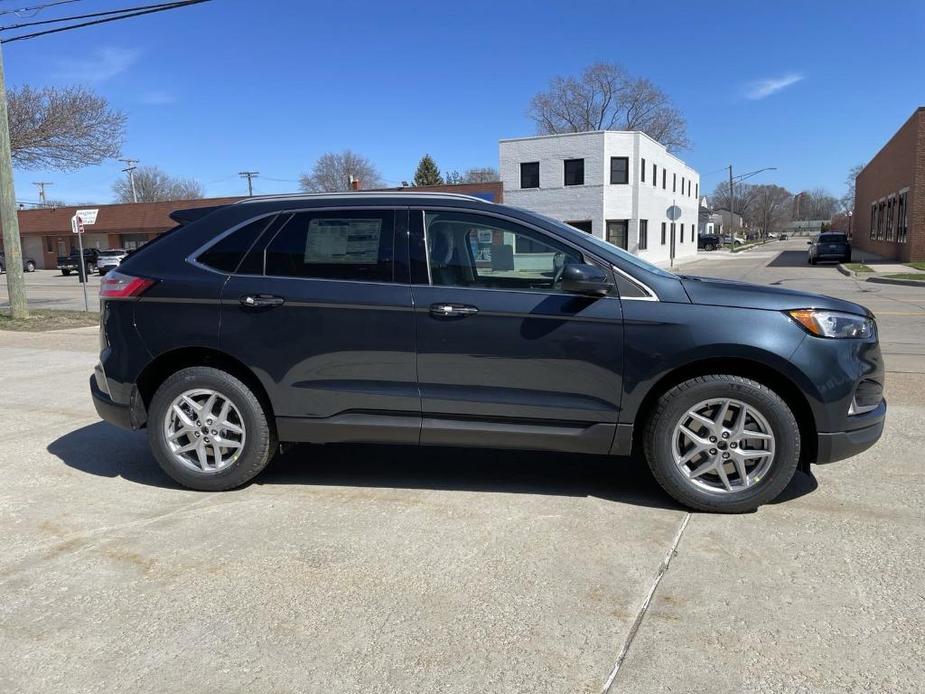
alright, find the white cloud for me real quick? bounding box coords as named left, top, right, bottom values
left=139, top=90, right=176, bottom=105
left=54, top=47, right=140, bottom=83
left=744, top=73, right=804, bottom=100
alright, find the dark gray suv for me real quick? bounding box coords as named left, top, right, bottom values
left=90, top=193, right=885, bottom=512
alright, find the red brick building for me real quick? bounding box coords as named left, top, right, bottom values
left=1, top=197, right=242, bottom=269
left=852, top=107, right=925, bottom=262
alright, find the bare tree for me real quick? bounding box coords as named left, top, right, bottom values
left=795, top=187, right=839, bottom=220
left=710, top=180, right=759, bottom=219
left=528, top=62, right=690, bottom=151
left=112, top=165, right=203, bottom=202
left=841, top=163, right=865, bottom=212
left=299, top=150, right=384, bottom=192
left=462, top=167, right=499, bottom=183
left=9, top=85, right=126, bottom=170
left=749, top=184, right=793, bottom=236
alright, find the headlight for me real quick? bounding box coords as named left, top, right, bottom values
left=787, top=309, right=874, bottom=339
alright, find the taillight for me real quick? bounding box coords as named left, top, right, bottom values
left=99, top=271, right=156, bottom=299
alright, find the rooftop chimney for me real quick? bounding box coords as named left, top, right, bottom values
left=349, top=175, right=360, bottom=191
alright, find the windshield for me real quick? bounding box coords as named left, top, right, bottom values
left=818, top=233, right=848, bottom=243
left=525, top=210, right=678, bottom=279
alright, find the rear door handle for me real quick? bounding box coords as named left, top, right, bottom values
left=240, top=294, right=285, bottom=308
left=430, top=303, right=479, bottom=318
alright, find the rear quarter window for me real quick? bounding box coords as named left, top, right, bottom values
left=197, top=216, right=276, bottom=273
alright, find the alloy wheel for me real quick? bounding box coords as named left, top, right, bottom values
left=671, top=397, right=775, bottom=493
left=163, top=388, right=246, bottom=473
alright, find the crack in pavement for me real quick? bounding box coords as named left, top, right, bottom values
left=601, top=512, right=692, bottom=693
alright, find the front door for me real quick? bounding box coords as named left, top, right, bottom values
left=409, top=208, right=624, bottom=454
left=219, top=208, right=420, bottom=444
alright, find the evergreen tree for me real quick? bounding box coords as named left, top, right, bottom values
left=413, top=154, right=444, bottom=186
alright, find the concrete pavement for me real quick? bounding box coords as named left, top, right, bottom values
left=0, top=243, right=923, bottom=693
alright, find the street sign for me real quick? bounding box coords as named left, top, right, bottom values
left=70, top=215, right=84, bottom=234
left=667, top=205, right=682, bottom=221
left=75, top=208, right=99, bottom=225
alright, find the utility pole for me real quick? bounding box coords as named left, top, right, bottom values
left=0, top=40, right=27, bottom=319
left=239, top=171, right=259, bottom=197
left=728, top=164, right=735, bottom=250
left=119, top=158, right=139, bottom=202
left=33, top=181, right=52, bottom=206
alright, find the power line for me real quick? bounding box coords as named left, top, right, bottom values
left=3, top=0, right=210, bottom=42
left=0, top=1, right=85, bottom=19
left=0, top=0, right=185, bottom=31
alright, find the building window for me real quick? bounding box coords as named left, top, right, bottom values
left=652, top=163, right=657, bottom=186
left=45, top=236, right=54, bottom=253
left=567, top=220, right=593, bottom=234
left=610, top=157, right=629, bottom=184
left=681, top=176, right=685, bottom=196
left=662, top=169, right=667, bottom=189
left=520, top=162, right=539, bottom=189
left=886, top=196, right=895, bottom=241
left=606, top=220, right=628, bottom=249
left=564, top=159, right=584, bottom=186
left=661, top=221, right=667, bottom=245
left=878, top=200, right=886, bottom=240
left=641, top=158, right=646, bottom=183
left=673, top=173, right=677, bottom=193
left=870, top=204, right=877, bottom=240
left=682, top=223, right=686, bottom=243
left=897, top=190, right=909, bottom=243
left=638, top=220, right=648, bottom=250
left=695, top=183, right=699, bottom=199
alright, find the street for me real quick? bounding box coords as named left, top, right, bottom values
left=0, top=240, right=922, bottom=693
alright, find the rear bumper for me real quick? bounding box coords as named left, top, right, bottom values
left=815, top=399, right=886, bottom=464
left=90, top=374, right=135, bottom=430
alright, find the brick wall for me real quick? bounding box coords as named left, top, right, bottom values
left=853, top=108, right=923, bottom=262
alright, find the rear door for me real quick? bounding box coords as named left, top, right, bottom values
left=409, top=208, right=624, bottom=454
left=215, top=207, right=420, bottom=443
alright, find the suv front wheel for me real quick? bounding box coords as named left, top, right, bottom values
left=644, top=375, right=800, bottom=513
left=148, top=366, right=277, bottom=490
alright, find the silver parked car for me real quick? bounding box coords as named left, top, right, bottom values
left=96, top=249, right=127, bottom=275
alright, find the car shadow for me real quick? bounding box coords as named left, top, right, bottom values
left=48, top=422, right=819, bottom=511
left=765, top=250, right=814, bottom=267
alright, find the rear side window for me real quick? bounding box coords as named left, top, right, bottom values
left=198, top=216, right=275, bottom=273
left=264, top=210, right=394, bottom=282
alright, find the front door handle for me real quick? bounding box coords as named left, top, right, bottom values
left=240, top=294, right=285, bottom=308
left=430, top=303, right=479, bottom=318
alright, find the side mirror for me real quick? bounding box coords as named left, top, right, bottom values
left=560, top=263, right=612, bottom=297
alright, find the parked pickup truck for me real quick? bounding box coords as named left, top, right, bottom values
left=57, top=248, right=100, bottom=276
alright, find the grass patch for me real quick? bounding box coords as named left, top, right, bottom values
left=881, top=273, right=925, bottom=282
left=905, top=262, right=925, bottom=271
left=843, top=263, right=874, bottom=273
left=0, top=309, right=99, bottom=332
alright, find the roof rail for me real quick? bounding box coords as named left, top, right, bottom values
left=234, top=191, right=495, bottom=205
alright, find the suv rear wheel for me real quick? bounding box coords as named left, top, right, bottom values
left=644, top=375, right=800, bottom=513
left=148, top=366, right=276, bottom=490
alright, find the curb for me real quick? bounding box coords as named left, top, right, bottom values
left=730, top=240, right=771, bottom=254
left=836, top=264, right=874, bottom=279
left=866, top=276, right=925, bottom=287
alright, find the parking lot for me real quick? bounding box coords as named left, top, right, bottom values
left=1, top=240, right=923, bottom=693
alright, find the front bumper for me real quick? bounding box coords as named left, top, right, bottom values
left=815, top=399, right=886, bottom=463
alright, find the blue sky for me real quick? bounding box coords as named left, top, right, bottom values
left=7, top=0, right=925, bottom=205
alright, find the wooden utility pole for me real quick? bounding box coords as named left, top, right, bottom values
left=0, top=40, right=28, bottom=319
left=239, top=171, right=259, bottom=196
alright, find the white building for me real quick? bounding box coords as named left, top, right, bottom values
left=499, top=131, right=700, bottom=264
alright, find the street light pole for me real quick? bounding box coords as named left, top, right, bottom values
left=0, top=40, right=28, bottom=319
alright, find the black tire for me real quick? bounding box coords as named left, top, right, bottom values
left=643, top=375, right=800, bottom=513
left=809, top=257, right=816, bottom=265
left=147, top=366, right=277, bottom=491
left=61, top=269, right=70, bottom=276
left=705, top=243, right=715, bottom=251
left=24, top=261, right=35, bottom=272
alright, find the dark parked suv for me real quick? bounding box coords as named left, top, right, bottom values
left=91, top=193, right=885, bottom=512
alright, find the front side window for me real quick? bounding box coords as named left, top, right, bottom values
left=521, top=162, right=539, bottom=189
left=564, top=159, right=584, bottom=186
left=425, top=211, right=581, bottom=293
left=610, top=157, right=629, bottom=184
left=264, top=210, right=394, bottom=282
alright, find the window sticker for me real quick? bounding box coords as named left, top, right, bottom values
left=304, top=218, right=381, bottom=264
